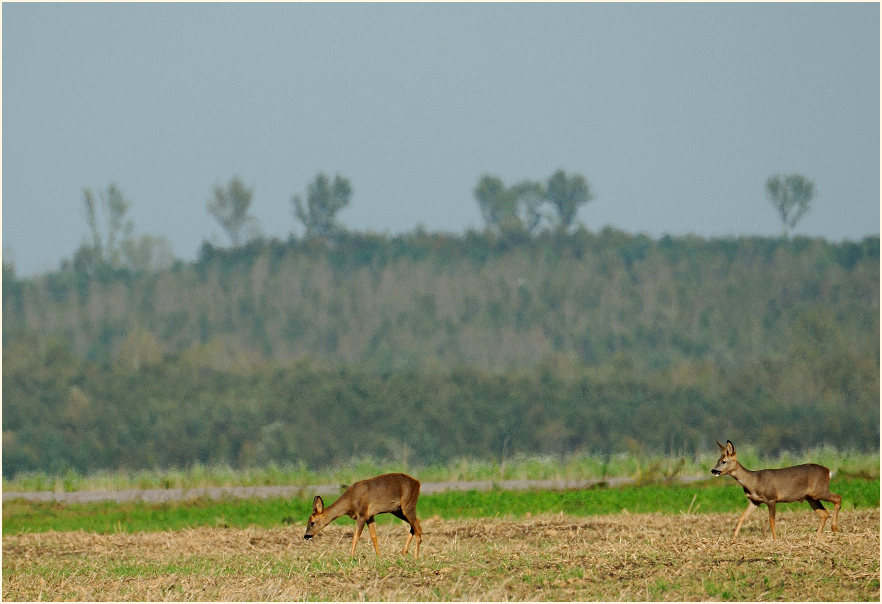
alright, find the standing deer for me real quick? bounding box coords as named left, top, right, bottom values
left=711, top=440, right=841, bottom=538
left=303, top=472, right=422, bottom=557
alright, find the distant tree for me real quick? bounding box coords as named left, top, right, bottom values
left=475, top=174, right=517, bottom=234
left=80, top=183, right=134, bottom=268
left=511, top=180, right=547, bottom=234
left=475, top=174, right=549, bottom=235
left=207, top=177, right=260, bottom=247
left=75, top=183, right=174, bottom=273
left=766, top=173, right=815, bottom=236
left=476, top=171, right=594, bottom=235
left=292, top=173, right=352, bottom=238
left=545, top=169, right=593, bottom=231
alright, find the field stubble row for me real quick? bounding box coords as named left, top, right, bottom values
left=3, top=509, right=878, bottom=601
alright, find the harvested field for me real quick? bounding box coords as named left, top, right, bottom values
left=3, top=509, right=878, bottom=601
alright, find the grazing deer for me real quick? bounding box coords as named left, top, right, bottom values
left=303, top=472, right=422, bottom=557
left=711, top=440, right=841, bottom=538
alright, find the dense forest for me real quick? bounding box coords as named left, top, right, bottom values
left=3, top=228, right=879, bottom=477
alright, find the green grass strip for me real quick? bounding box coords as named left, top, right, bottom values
left=3, top=478, right=876, bottom=535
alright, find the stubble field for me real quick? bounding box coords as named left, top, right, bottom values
left=3, top=508, right=878, bottom=601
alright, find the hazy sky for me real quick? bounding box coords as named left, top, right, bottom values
left=3, top=3, right=879, bottom=276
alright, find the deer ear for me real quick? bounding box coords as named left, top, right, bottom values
left=313, top=495, right=324, bottom=514
left=726, top=440, right=735, bottom=455
left=716, top=441, right=726, bottom=451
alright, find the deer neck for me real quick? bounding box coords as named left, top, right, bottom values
left=730, top=461, right=760, bottom=491
left=323, top=492, right=354, bottom=521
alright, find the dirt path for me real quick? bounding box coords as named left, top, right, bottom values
left=2, top=475, right=708, bottom=504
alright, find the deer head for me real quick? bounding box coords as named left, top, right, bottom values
left=711, top=440, right=738, bottom=476
left=304, top=495, right=332, bottom=540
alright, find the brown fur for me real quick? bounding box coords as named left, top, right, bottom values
left=304, top=472, right=422, bottom=557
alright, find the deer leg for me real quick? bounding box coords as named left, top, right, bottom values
left=392, top=507, right=422, bottom=557
left=390, top=510, right=412, bottom=556
left=351, top=518, right=366, bottom=557
left=366, top=518, right=381, bottom=555
left=401, top=507, right=422, bottom=558
left=402, top=521, right=422, bottom=558
left=806, top=497, right=829, bottom=534
left=412, top=522, right=421, bottom=558
left=733, top=500, right=758, bottom=539
left=767, top=502, right=777, bottom=539
left=828, top=492, right=842, bottom=532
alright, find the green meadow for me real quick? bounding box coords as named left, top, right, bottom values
left=4, top=477, right=877, bottom=535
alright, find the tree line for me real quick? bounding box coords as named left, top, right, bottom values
left=50, top=169, right=815, bottom=277
left=6, top=229, right=876, bottom=373
left=2, top=229, right=877, bottom=478
left=2, top=341, right=877, bottom=478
